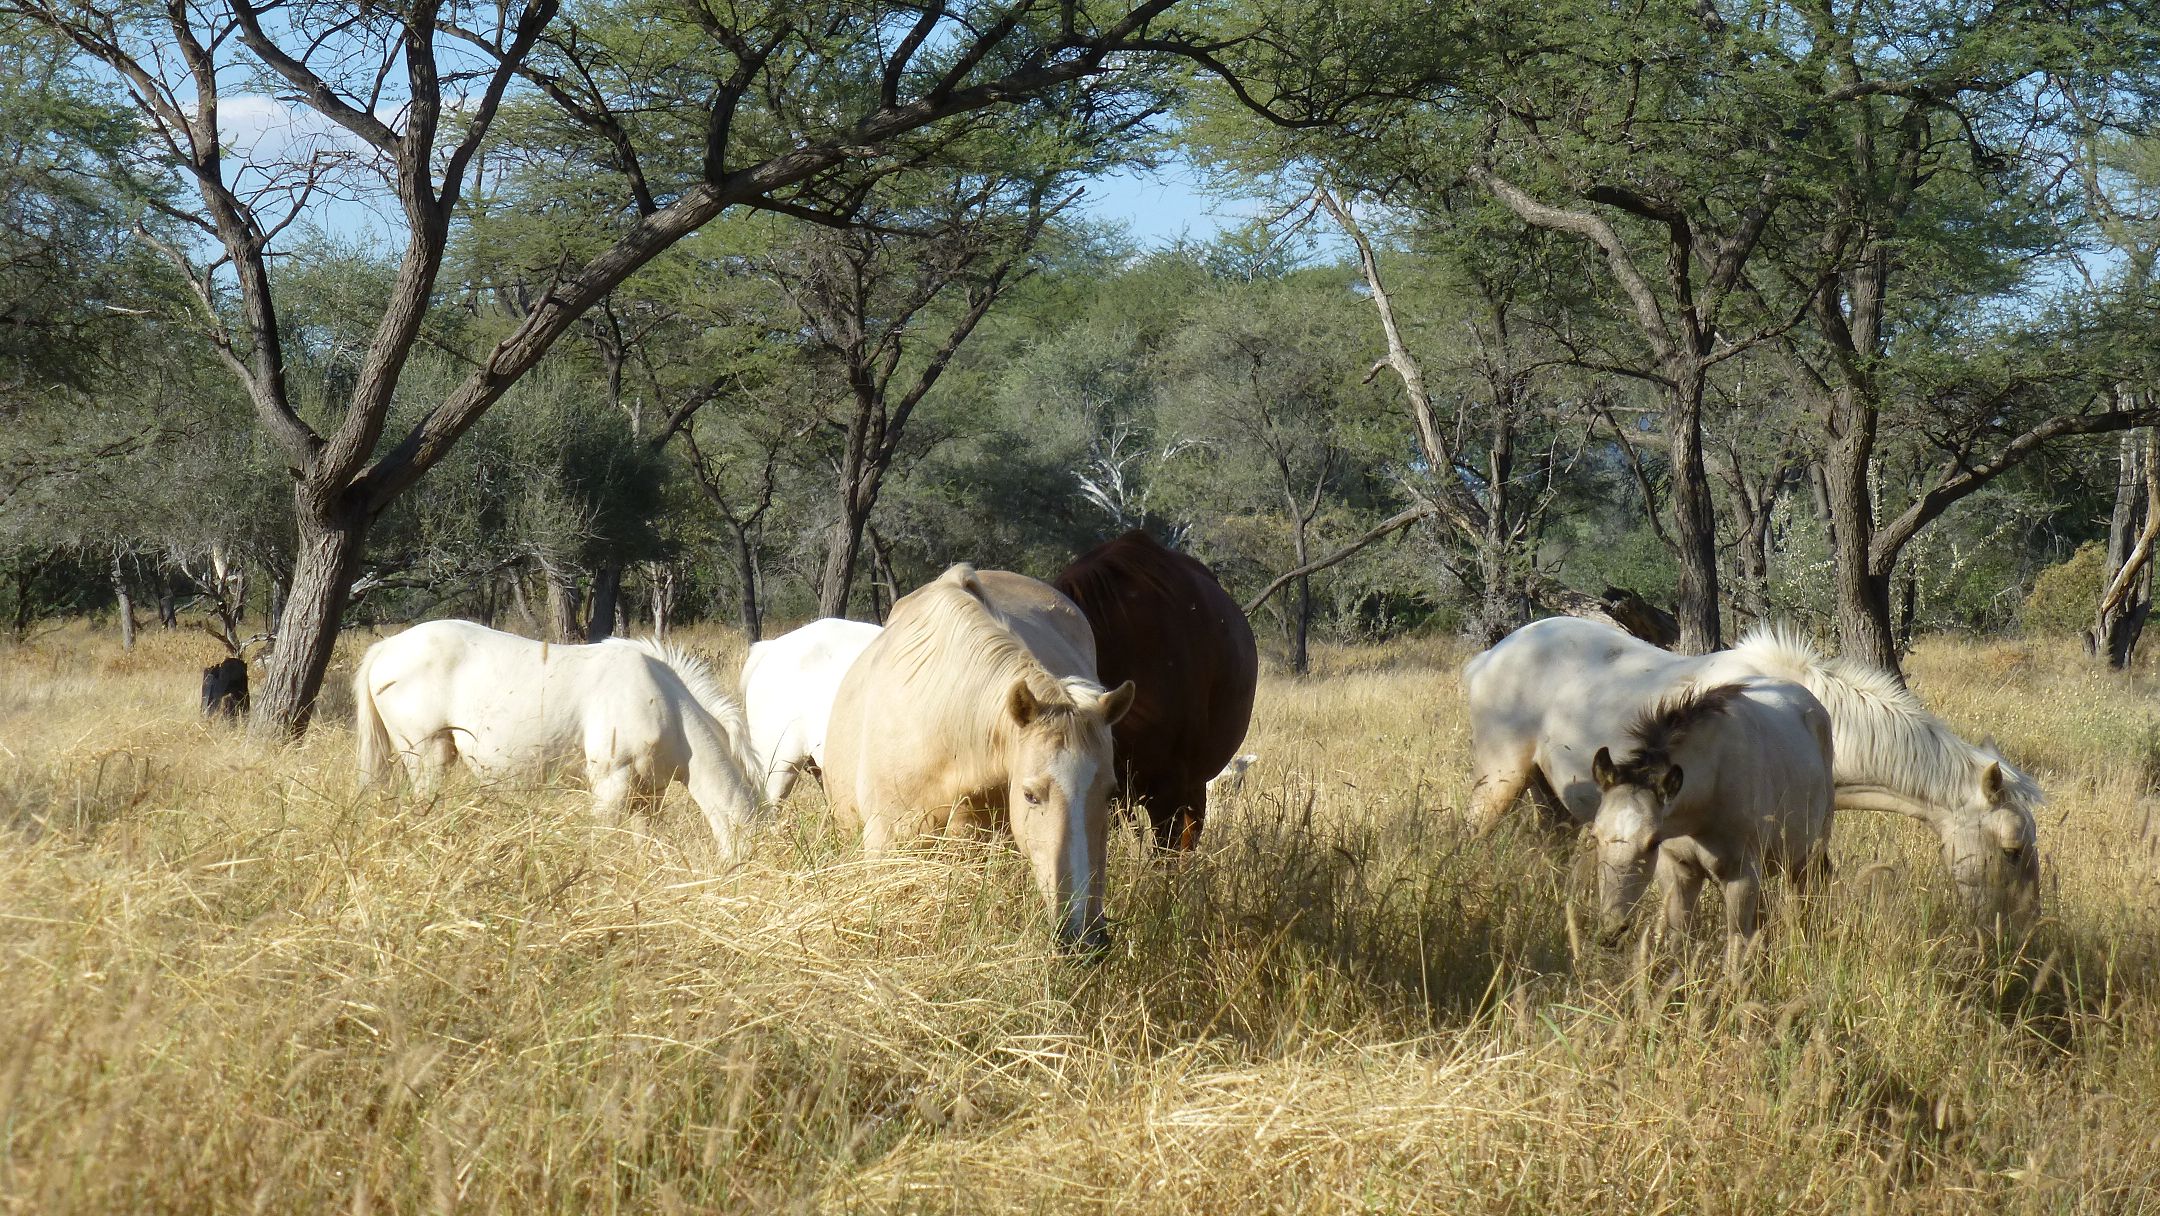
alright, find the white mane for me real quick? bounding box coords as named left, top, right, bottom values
left=608, top=636, right=762, bottom=795
left=1724, top=623, right=2042, bottom=815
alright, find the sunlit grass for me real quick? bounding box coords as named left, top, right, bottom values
left=0, top=622, right=2155, bottom=1212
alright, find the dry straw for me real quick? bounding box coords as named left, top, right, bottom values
left=0, top=625, right=2155, bottom=1213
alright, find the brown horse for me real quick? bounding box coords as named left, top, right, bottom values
left=1053, top=530, right=1258, bottom=850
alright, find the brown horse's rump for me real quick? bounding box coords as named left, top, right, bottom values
left=1054, top=531, right=1258, bottom=849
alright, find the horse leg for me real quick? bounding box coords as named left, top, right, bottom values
left=766, top=763, right=801, bottom=805
left=1785, top=848, right=1832, bottom=934
left=1656, top=844, right=1708, bottom=938
left=1466, top=745, right=1535, bottom=837
left=587, top=762, right=639, bottom=826
left=1715, top=854, right=1764, bottom=957
left=1144, top=780, right=1207, bottom=853
left=406, top=730, right=458, bottom=796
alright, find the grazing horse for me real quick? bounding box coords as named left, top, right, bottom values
left=1053, top=530, right=1258, bottom=850
left=1722, top=624, right=2042, bottom=932
left=200, top=657, right=249, bottom=721
left=1207, top=753, right=1261, bottom=799
left=823, top=565, right=1135, bottom=952
left=352, top=620, right=763, bottom=856
left=739, top=618, right=883, bottom=802
left=1587, top=679, right=1834, bottom=950
left=1466, top=617, right=2043, bottom=931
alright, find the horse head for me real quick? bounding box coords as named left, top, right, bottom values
left=1003, top=676, right=1136, bottom=954
left=1840, top=758, right=2041, bottom=936
left=1590, top=744, right=1683, bottom=940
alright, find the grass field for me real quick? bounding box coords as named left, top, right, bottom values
left=2, top=623, right=2157, bottom=1213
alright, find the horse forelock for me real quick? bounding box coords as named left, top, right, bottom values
left=1729, top=622, right=2042, bottom=815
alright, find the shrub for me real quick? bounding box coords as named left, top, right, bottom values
left=2019, top=541, right=2106, bottom=638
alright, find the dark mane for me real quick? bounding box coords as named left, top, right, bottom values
left=1623, top=681, right=1749, bottom=767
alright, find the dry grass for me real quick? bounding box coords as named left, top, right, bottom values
left=2, top=623, right=2158, bottom=1213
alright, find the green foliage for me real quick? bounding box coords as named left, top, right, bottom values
left=2021, top=543, right=2107, bottom=640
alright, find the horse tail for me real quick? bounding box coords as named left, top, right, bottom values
left=1727, top=621, right=1829, bottom=689
left=352, top=645, right=396, bottom=789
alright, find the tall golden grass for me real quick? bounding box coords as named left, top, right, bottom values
left=1, top=623, right=2157, bottom=1213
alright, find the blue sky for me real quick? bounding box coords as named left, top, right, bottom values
left=1075, top=161, right=1250, bottom=246
left=217, top=95, right=1263, bottom=250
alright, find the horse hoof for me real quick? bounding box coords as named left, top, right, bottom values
left=1058, top=922, right=1114, bottom=959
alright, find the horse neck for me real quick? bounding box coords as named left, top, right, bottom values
left=677, top=703, right=758, bottom=814
left=1715, top=649, right=1978, bottom=809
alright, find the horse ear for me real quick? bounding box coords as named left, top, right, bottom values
left=1007, top=681, right=1042, bottom=728
left=1981, top=760, right=2004, bottom=799
left=1660, top=764, right=1684, bottom=801
left=1592, top=747, right=1618, bottom=791
left=1098, top=680, right=1137, bottom=726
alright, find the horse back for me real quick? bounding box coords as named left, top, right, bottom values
left=1668, top=678, right=1835, bottom=858
left=1053, top=531, right=1258, bottom=798
left=824, top=568, right=1082, bottom=828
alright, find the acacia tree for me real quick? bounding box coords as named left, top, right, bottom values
left=14, top=0, right=1212, bottom=736
left=1744, top=0, right=2160, bottom=673
left=765, top=172, right=1072, bottom=618
left=1157, top=269, right=1388, bottom=673
left=1311, top=187, right=1601, bottom=644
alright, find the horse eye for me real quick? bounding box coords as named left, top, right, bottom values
left=1024, top=789, right=1044, bottom=805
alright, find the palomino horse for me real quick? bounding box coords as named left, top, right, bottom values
left=1053, top=530, right=1257, bottom=850
left=739, top=618, right=882, bottom=802
left=353, top=620, right=764, bottom=856
left=1466, top=617, right=2042, bottom=931
left=822, top=565, right=1135, bottom=952
left=1587, top=679, right=1834, bottom=950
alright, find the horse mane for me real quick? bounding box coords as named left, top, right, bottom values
left=609, top=636, right=762, bottom=793
left=888, top=565, right=1105, bottom=747
left=1727, top=622, right=2042, bottom=814
left=1620, top=681, right=1747, bottom=773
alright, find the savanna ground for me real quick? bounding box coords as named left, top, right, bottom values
left=2, top=622, right=2158, bottom=1214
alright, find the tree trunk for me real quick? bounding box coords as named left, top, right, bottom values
left=1290, top=519, right=1312, bottom=675
left=868, top=527, right=900, bottom=624
left=2092, top=428, right=2152, bottom=667
left=1824, top=429, right=1899, bottom=674
left=507, top=568, right=541, bottom=635
left=1896, top=566, right=1918, bottom=651
left=817, top=512, right=867, bottom=620
left=1667, top=373, right=1722, bottom=654
left=111, top=553, right=136, bottom=651
left=540, top=559, right=581, bottom=643
left=266, top=571, right=288, bottom=642
left=249, top=504, right=367, bottom=739
left=646, top=563, right=676, bottom=640
left=1472, top=537, right=1524, bottom=647
left=586, top=564, right=622, bottom=643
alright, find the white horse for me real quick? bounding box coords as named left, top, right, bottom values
left=739, top=618, right=883, bottom=802
left=1206, top=753, right=1260, bottom=798
left=1465, top=617, right=2042, bottom=931
left=353, top=620, right=764, bottom=855
left=1587, top=679, right=1834, bottom=950
left=823, top=565, right=1135, bottom=953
